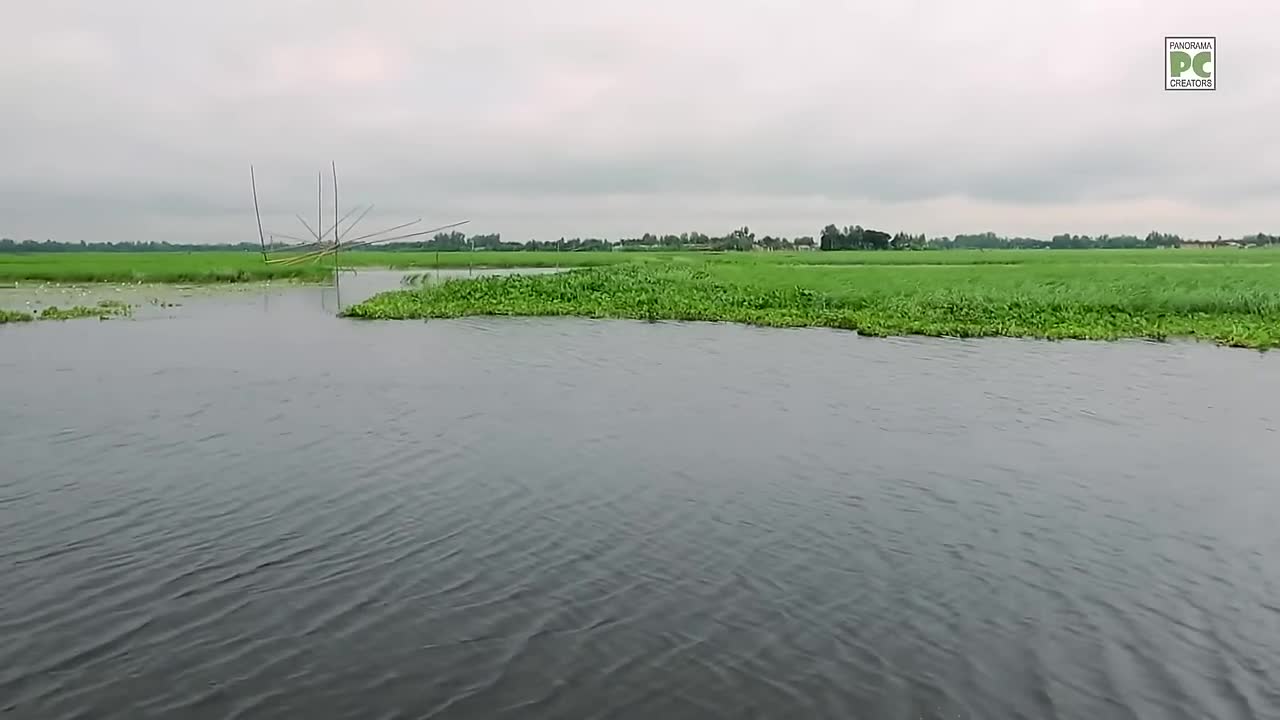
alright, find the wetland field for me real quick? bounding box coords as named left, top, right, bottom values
left=4, top=247, right=1280, bottom=348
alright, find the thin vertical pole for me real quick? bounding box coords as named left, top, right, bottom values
left=250, top=165, right=267, bottom=262
left=332, top=161, right=341, bottom=308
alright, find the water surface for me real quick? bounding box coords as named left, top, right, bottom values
left=2, top=274, right=1278, bottom=719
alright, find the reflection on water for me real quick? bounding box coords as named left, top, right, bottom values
left=1, top=269, right=1279, bottom=719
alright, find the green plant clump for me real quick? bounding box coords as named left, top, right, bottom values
left=342, top=259, right=1280, bottom=349
left=36, top=300, right=133, bottom=321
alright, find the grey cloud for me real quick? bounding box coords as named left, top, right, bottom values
left=1, top=0, right=1277, bottom=244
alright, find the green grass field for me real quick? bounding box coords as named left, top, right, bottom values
left=4, top=248, right=1277, bottom=284
left=355, top=247, right=1280, bottom=269
left=343, top=249, right=1280, bottom=349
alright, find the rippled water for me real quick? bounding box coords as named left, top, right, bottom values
left=2, top=273, right=1279, bottom=719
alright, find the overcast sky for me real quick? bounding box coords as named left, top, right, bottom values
left=1, top=0, right=1275, bottom=244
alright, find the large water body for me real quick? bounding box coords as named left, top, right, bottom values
left=2, top=270, right=1278, bottom=719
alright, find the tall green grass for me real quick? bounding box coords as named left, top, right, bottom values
left=343, top=260, right=1280, bottom=349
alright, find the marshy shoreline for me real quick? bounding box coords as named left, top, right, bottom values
left=4, top=248, right=1280, bottom=349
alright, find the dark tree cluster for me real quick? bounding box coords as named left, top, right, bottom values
left=819, top=224, right=900, bottom=250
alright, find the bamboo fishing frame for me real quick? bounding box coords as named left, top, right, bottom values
left=249, top=163, right=470, bottom=292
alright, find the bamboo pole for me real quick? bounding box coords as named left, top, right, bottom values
left=250, top=165, right=267, bottom=261
left=332, top=162, right=341, bottom=307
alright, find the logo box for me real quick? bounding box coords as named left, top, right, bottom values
left=1165, top=36, right=1215, bottom=91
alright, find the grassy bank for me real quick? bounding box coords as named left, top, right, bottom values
left=343, top=255, right=1280, bottom=349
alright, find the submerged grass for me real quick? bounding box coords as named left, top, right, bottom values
left=2, top=299, right=134, bottom=323
left=343, top=259, right=1280, bottom=349
left=38, top=299, right=133, bottom=321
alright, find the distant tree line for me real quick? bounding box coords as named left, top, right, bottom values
left=938, top=231, right=1172, bottom=249
left=930, top=231, right=1280, bottom=249
left=377, top=228, right=817, bottom=252
left=0, top=238, right=269, bottom=253
left=3, top=229, right=1278, bottom=253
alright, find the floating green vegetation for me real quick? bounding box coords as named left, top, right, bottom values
left=343, top=259, right=1280, bottom=349
left=0, top=309, right=34, bottom=323
left=36, top=300, right=133, bottom=321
